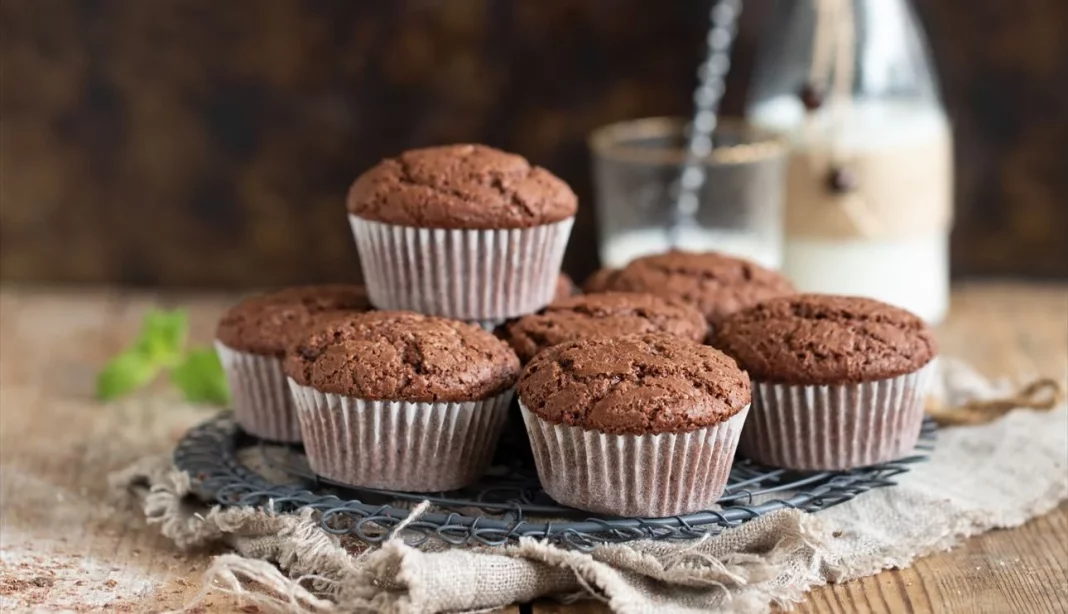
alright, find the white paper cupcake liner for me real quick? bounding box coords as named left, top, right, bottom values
left=739, top=361, right=937, bottom=471
left=520, top=403, right=750, bottom=518
left=288, top=381, right=514, bottom=492
left=214, top=342, right=301, bottom=443
left=349, top=216, right=574, bottom=321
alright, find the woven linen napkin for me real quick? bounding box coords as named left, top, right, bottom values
left=111, top=358, right=1068, bottom=613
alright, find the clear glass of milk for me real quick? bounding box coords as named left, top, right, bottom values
left=588, top=118, right=787, bottom=271
left=747, top=0, right=952, bottom=323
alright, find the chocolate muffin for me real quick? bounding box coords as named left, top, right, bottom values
left=347, top=144, right=577, bottom=323
left=285, top=311, right=520, bottom=492
left=582, top=267, right=619, bottom=293
left=517, top=333, right=751, bottom=517
left=554, top=272, right=578, bottom=302
left=214, top=285, right=371, bottom=442
left=348, top=144, right=576, bottom=229
left=217, top=285, right=370, bottom=356
left=714, top=294, right=939, bottom=470
left=584, top=251, right=795, bottom=327
left=504, top=292, right=707, bottom=363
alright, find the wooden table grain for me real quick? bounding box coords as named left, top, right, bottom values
left=0, top=284, right=1065, bottom=613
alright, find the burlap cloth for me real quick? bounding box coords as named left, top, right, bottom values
left=110, top=358, right=1068, bottom=614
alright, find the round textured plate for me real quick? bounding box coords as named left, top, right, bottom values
left=174, top=411, right=934, bottom=550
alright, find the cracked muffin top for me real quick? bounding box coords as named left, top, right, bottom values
left=346, top=144, right=577, bottom=229
left=584, top=251, right=795, bottom=326
left=216, top=285, right=372, bottom=356
left=504, top=292, right=707, bottom=363
left=284, top=311, right=520, bottom=401
left=517, top=333, right=750, bottom=435
left=712, top=294, right=938, bottom=385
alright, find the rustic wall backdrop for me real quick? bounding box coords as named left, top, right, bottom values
left=2, top=0, right=1065, bottom=287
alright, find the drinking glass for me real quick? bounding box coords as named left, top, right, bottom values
left=588, top=117, right=786, bottom=270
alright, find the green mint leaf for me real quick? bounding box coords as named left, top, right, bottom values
left=96, top=308, right=190, bottom=402
left=96, top=350, right=161, bottom=400
left=135, top=309, right=189, bottom=366
left=170, top=347, right=230, bottom=405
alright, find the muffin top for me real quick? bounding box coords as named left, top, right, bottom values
left=582, top=267, right=619, bottom=293
left=285, top=311, right=520, bottom=402
left=713, top=294, right=938, bottom=385
left=216, top=285, right=371, bottom=356
left=518, top=333, right=750, bottom=435
left=586, top=251, right=795, bottom=325
left=554, top=272, right=577, bottom=302
left=347, top=144, right=577, bottom=229
left=505, top=292, right=708, bottom=363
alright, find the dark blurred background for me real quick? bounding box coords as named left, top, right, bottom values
left=2, top=0, right=1066, bottom=288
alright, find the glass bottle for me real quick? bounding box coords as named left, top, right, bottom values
left=746, top=0, right=952, bottom=323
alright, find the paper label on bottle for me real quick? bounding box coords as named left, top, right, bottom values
left=784, top=126, right=954, bottom=239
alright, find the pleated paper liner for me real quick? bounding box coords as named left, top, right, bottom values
left=288, top=381, right=514, bottom=492
left=215, top=341, right=301, bottom=443
left=740, top=361, right=937, bottom=471
left=349, top=216, right=573, bottom=321
left=520, top=403, right=750, bottom=518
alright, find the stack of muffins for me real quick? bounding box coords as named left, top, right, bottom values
left=215, top=143, right=938, bottom=519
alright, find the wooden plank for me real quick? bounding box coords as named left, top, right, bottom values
left=0, top=285, right=1064, bottom=613
left=794, top=502, right=1068, bottom=614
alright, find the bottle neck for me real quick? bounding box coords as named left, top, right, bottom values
left=747, top=0, right=944, bottom=124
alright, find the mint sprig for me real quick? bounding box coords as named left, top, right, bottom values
left=96, top=309, right=230, bottom=405
left=133, top=309, right=188, bottom=367
left=170, top=348, right=230, bottom=405
left=96, top=349, right=164, bottom=401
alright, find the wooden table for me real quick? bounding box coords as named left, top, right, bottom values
left=0, top=284, right=1065, bottom=613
